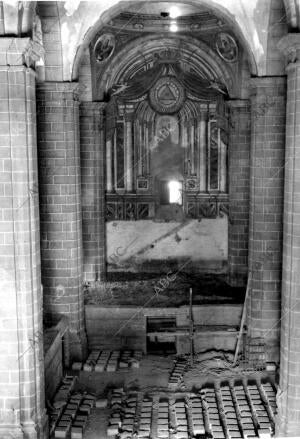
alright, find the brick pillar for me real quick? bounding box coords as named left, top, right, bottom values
left=247, top=77, right=286, bottom=363
left=227, top=100, right=250, bottom=287
left=80, top=102, right=106, bottom=284
left=276, top=34, right=300, bottom=436
left=0, top=39, right=47, bottom=438
left=37, top=82, right=87, bottom=361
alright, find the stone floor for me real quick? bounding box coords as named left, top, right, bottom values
left=51, top=354, right=277, bottom=439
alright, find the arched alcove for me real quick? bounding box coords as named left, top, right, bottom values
left=75, top=1, right=256, bottom=282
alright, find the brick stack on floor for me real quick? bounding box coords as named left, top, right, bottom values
left=244, top=337, right=266, bottom=370
left=168, top=358, right=188, bottom=390
left=95, top=380, right=276, bottom=439
left=72, top=349, right=143, bottom=372
left=50, top=374, right=96, bottom=439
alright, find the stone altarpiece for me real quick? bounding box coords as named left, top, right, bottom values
left=102, top=50, right=229, bottom=221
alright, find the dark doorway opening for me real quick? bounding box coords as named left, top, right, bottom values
left=146, top=317, right=177, bottom=355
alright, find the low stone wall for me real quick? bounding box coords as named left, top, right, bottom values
left=44, top=329, right=63, bottom=402
left=85, top=304, right=243, bottom=355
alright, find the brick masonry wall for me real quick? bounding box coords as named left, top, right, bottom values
left=37, top=82, right=87, bottom=361
left=277, top=36, right=300, bottom=437
left=247, top=76, right=286, bottom=363
left=228, top=100, right=251, bottom=287
left=80, top=102, right=106, bottom=283
left=78, top=47, right=93, bottom=102
left=0, top=38, right=47, bottom=438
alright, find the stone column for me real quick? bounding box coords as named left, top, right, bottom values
left=198, top=111, right=207, bottom=192
left=247, top=77, right=286, bottom=363
left=276, top=34, right=300, bottom=437
left=137, top=121, right=143, bottom=176
left=227, top=100, right=250, bottom=287
left=190, top=123, right=195, bottom=175
left=80, top=102, right=106, bottom=284
left=124, top=112, right=134, bottom=192
left=220, top=139, right=227, bottom=193
left=37, top=82, right=87, bottom=361
left=181, top=121, right=188, bottom=174
left=106, top=138, right=113, bottom=192
left=144, top=122, right=150, bottom=175
left=0, top=38, right=47, bottom=438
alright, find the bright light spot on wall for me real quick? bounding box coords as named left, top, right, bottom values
left=169, top=6, right=180, bottom=18
left=61, top=22, right=70, bottom=46
left=170, top=21, right=178, bottom=32
left=64, top=0, right=80, bottom=16
left=36, top=57, right=44, bottom=66
left=169, top=181, right=182, bottom=205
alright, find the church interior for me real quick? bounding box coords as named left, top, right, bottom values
left=1, top=0, right=300, bottom=437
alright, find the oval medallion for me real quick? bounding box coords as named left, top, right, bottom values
left=149, top=76, right=185, bottom=114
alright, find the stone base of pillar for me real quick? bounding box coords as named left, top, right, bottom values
left=0, top=412, right=48, bottom=439
left=276, top=415, right=300, bottom=438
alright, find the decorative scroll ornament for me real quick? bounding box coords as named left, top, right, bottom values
left=149, top=76, right=185, bottom=114
left=215, top=32, right=238, bottom=63
left=94, top=33, right=115, bottom=63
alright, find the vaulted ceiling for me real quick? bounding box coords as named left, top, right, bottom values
left=0, top=0, right=296, bottom=80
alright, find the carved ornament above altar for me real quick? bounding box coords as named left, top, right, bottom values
left=215, top=32, right=238, bottom=63
left=94, top=33, right=116, bottom=63
left=149, top=76, right=185, bottom=114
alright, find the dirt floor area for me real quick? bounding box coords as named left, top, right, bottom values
left=85, top=273, right=246, bottom=307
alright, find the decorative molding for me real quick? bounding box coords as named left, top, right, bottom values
left=106, top=200, right=154, bottom=220
left=186, top=199, right=229, bottom=219
left=137, top=178, right=149, bottom=190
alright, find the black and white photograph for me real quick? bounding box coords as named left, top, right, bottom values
left=0, top=0, right=299, bottom=438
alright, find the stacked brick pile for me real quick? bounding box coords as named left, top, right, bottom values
left=244, top=337, right=266, bottom=369
left=107, top=388, right=124, bottom=436
left=96, top=381, right=276, bottom=438
left=174, top=399, right=189, bottom=439
left=261, top=383, right=277, bottom=421
left=202, top=387, right=225, bottom=439
left=219, top=384, right=242, bottom=439
left=246, top=384, right=273, bottom=437
left=52, top=391, right=95, bottom=438
left=119, top=393, right=138, bottom=437
left=157, top=399, right=170, bottom=439
left=106, top=350, right=120, bottom=372
left=233, top=384, right=257, bottom=438
left=83, top=350, right=99, bottom=371
left=189, top=396, right=205, bottom=436
left=137, top=397, right=153, bottom=438
left=72, top=349, right=143, bottom=372
left=95, top=350, right=112, bottom=372
left=168, top=358, right=188, bottom=390
left=53, top=376, right=77, bottom=406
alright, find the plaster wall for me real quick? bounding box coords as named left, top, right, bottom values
left=106, top=217, right=228, bottom=273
